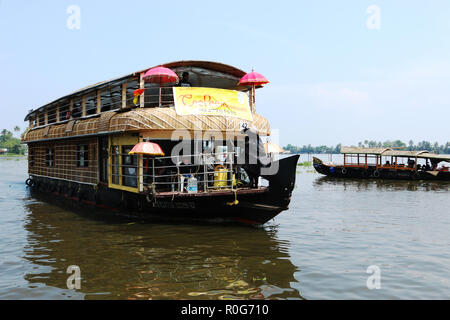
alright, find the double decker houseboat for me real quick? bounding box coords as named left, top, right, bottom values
left=21, top=61, right=299, bottom=225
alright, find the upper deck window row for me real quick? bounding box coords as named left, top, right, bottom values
left=27, top=68, right=248, bottom=128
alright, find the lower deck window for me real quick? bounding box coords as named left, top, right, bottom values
left=77, top=145, right=89, bottom=167
left=29, top=150, right=35, bottom=167
left=122, top=145, right=137, bottom=188
left=111, top=145, right=120, bottom=185
left=110, top=145, right=137, bottom=188
left=45, top=148, right=55, bottom=167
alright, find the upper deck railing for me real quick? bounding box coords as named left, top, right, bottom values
left=26, top=85, right=252, bottom=130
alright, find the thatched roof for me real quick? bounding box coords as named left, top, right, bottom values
left=382, top=150, right=429, bottom=157
left=65, top=61, right=246, bottom=99
left=417, top=153, right=450, bottom=161
left=340, top=147, right=392, bottom=155
left=22, top=107, right=270, bottom=143
left=109, top=108, right=269, bottom=133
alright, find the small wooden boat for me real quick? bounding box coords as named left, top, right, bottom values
left=313, top=147, right=450, bottom=181
left=21, top=61, right=299, bottom=225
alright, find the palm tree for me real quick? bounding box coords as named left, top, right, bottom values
left=13, top=126, right=20, bottom=133
left=433, top=142, right=440, bottom=153
left=408, top=140, right=414, bottom=151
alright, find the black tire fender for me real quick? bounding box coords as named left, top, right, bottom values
left=25, top=178, right=35, bottom=187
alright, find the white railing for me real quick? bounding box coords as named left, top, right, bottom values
left=110, top=152, right=241, bottom=193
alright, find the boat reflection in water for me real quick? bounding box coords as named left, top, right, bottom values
left=314, top=176, right=450, bottom=192
left=22, top=192, right=303, bottom=300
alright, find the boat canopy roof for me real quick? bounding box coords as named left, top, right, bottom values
left=417, top=153, right=450, bottom=162
left=71, top=60, right=246, bottom=95
left=340, top=147, right=392, bottom=155
left=25, top=60, right=248, bottom=121
left=341, top=147, right=450, bottom=162
left=382, top=150, right=430, bottom=157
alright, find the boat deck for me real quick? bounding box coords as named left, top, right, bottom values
left=154, top=187, right=269, bottom=198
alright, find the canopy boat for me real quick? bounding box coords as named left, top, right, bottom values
left=313, top=147, right=450, bottom=181
left=21, top=61, right=299, bottom=225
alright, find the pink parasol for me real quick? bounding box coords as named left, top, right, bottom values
left=238, top=70, right=269, bottom=108
left=143, top=66, right=179, bottom=85
left=238, top=71, right=269, bottom=86
left=143, top=67, right=179, bottom=106
left=128, top=142, right=165, bottom=156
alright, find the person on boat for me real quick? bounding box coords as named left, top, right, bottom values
left=177, top=156, right=192, bottom=192
left=154, top=158, right=168, bottom=189
left=178, top=72, right=192, bottom=87
left=423, top=159, right=431, bottom=170
left=143, top=156, right=152, bottom=185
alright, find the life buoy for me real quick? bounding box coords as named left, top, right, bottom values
left=25, top=178, right=35, bottom=187
left=373, top=170, right=380, bottom=178
left=341, top=168, right=347, bottom=175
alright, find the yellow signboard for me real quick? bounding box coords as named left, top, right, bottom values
left=173, top=87, right=253, bottom=122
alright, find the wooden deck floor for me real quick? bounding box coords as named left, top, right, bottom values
left=154, top=187, right=269, bottom=198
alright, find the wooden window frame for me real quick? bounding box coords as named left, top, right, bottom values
left=45, top=147, right=55, bottom=167
left=77, top=144, right=89, bottom=168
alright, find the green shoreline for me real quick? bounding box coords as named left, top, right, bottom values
left=0, top=154, right=26, bottom=158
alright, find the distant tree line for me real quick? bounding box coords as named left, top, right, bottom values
left=284, top=143, right=342, bottom=154
left=0, top=127, right=26, bottom=155
left=284, top=140, right=450, bottom=154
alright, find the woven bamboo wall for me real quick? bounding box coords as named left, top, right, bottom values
left=28, top=138, right=98, bottom=184
left=23, top=117, right=100, bottom=142
left=22, top=108, right=270, bottom=143
left=109, top=108, right=271, bottom=135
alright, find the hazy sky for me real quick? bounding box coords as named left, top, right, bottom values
left=0, top=1, right=449, bottom=146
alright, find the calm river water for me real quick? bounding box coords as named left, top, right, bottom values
left=0, top=156, right=449, bottom=300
